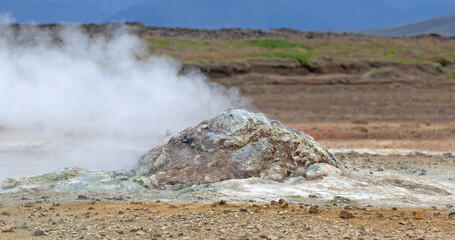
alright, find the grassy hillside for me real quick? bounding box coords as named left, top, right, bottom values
left=146, top=36, right=455, bottom=67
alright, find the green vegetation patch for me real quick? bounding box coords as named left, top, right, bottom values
left=251, top=52, right=310, bottom=65
left=176, top=184, right=187, bottom=190
left=434, top=57, right=450, bottom=67
left=145, top=36, right=455, bottom=66
left=18, top=168, right=85, bottom=186
left=400, top=122, right=421, bottom=129
left=52, top=172, right=76, bottom=182
left=130, top=174, right=145, bottom=185
left=350, top=118, right=369, bottom=124
left=176, top=184, right=211, bottom=194
left=351, top=126, right=368, bottom=133
left=148, top=39, right=171, bottom=51
left=246, top=38, right=312, bottom=50
left=445, top=68, right=455, bottom=80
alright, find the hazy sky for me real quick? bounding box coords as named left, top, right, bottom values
left=0, top=0, right=454, bottom=30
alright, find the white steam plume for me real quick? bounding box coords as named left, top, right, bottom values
left=0, top=19, right=249, bottom=179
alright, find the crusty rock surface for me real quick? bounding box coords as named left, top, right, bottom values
left=137, top=108, right=350, bottom=187
left=1, top=178, right=17, bottom=189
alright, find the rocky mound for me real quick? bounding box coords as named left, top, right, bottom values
left=137, top=109, right=351, bottom=187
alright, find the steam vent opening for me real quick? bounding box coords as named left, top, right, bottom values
left=136, top=108, right=352, bottom=188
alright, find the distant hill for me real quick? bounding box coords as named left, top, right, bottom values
left=1, top=0, right=455, bottom=31
left=364, top=13, right=455, bottom=37
left=109, top=0, right=405, bottom=31
left=378, top=0, right=455, bottom=21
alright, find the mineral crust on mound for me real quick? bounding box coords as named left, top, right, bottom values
left=137, top=109, right=351, bottom=187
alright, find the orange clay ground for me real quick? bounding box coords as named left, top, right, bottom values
left=1, top=200, right=455, bottom=239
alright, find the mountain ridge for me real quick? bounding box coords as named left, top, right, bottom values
left=0, top=0, right=454, bottom=32
left=108, top=0, right=405, bottom=31
left=364, top=13, right=455, bottom=36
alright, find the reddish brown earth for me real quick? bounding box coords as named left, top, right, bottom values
left=289, top=122, right=455, bottom=153
left=1, top=200, right=455, bottom=239
left=198, top=58, right=455, bottom=153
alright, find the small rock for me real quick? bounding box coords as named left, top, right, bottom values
left=309, top=206, right=319, bottom=214
left=414, top=212, right=423, bottom=220
left=328, top=196, right=351, bottom=206
left=278, top=199, right=288, bottom=208
left=398, top=159, right=415, bottom=165
left=443, top=152, right=452, bottom=157
left=369, top=168, right=384, bottom=173
left=106, top=196, right=124, bottom=201
left=212, top=200, right=227, bottom=207
left=34, top=229, right=45, bottom=236
left=240, top=234, right=252, bottom=240
left=340, top=210, right=353, bottom=219
left=254, top=208, right=262, bottom=214
left=2, top=226, right=13, bottom=232
left=308, top=193, right=319, bottom=198
left=1, top=178, right=17, bottom=189
left=306, top=163, right=341, bottom=179
left=404, top=168, right=426, bottom=176
left=408, top=151, right=425, bottom=157
left=77, top=195, right=88, bottom=200
left=258, top=229, right=275, bottom=240
left=399, top=217, right=410, bottom=225
left=151, top=233, right=161, bottom=238
left=449, top=212, right=455, bottom=219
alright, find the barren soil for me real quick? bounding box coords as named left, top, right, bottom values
left=1, top=199, right=455, bottom=239
left=212, top=67, right=455, bottom=155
